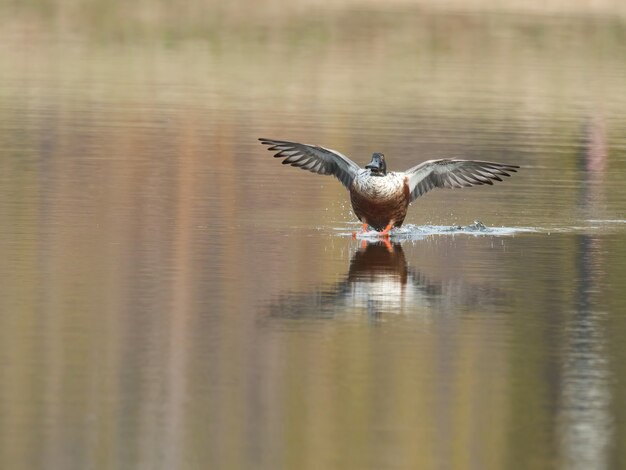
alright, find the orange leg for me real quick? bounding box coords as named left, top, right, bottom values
left=380, top=222, right=394, bottom=237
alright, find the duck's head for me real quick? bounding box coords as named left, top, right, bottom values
left=365, top=152, right=387, bottom=176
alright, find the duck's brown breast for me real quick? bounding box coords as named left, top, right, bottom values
left=350, top=172, right=410, bottom=231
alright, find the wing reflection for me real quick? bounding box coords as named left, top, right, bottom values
left=266, top=241, right=501, bottom=319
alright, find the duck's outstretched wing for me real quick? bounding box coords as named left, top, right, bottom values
left=259, top=138, right=360, bottom=190
left=406, top=159, right=519, bottom=203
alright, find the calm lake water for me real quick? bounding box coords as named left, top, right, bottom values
left=1, top=5, right=626, bottom=470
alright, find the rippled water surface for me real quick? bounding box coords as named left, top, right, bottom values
left=1, top=4, right=626, bottom=469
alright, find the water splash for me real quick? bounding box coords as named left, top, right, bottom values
left=335, top=220, right=538, bottom=240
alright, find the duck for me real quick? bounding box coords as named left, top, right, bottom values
left=259, top=138, right=519, bottom=235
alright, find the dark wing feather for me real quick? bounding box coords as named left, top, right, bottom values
left=406, top=159, right=519, bottom=203
left=259, top=138, right=360, bottom=190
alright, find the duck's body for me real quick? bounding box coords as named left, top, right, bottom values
left=350, top=170, right=410, bottom=231
left=259, top=138, right=519, bottom=233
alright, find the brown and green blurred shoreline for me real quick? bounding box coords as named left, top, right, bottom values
left=2, top=0, right=626, bottom=43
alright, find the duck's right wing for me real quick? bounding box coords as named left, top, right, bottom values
left=259, top=138, right=361, bottom=190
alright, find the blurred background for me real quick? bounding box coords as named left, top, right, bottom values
left=1, top=1, right=626, bottom=469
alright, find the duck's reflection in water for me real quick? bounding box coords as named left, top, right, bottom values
left=267, top=241, right=501, bottom=319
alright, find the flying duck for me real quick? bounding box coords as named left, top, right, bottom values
left=259, top=138, right=519, bottom=234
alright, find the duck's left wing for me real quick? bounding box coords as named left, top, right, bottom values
left=405, top=159, right=519, bottom=203
left=259, top=138, right=360, bottom=190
